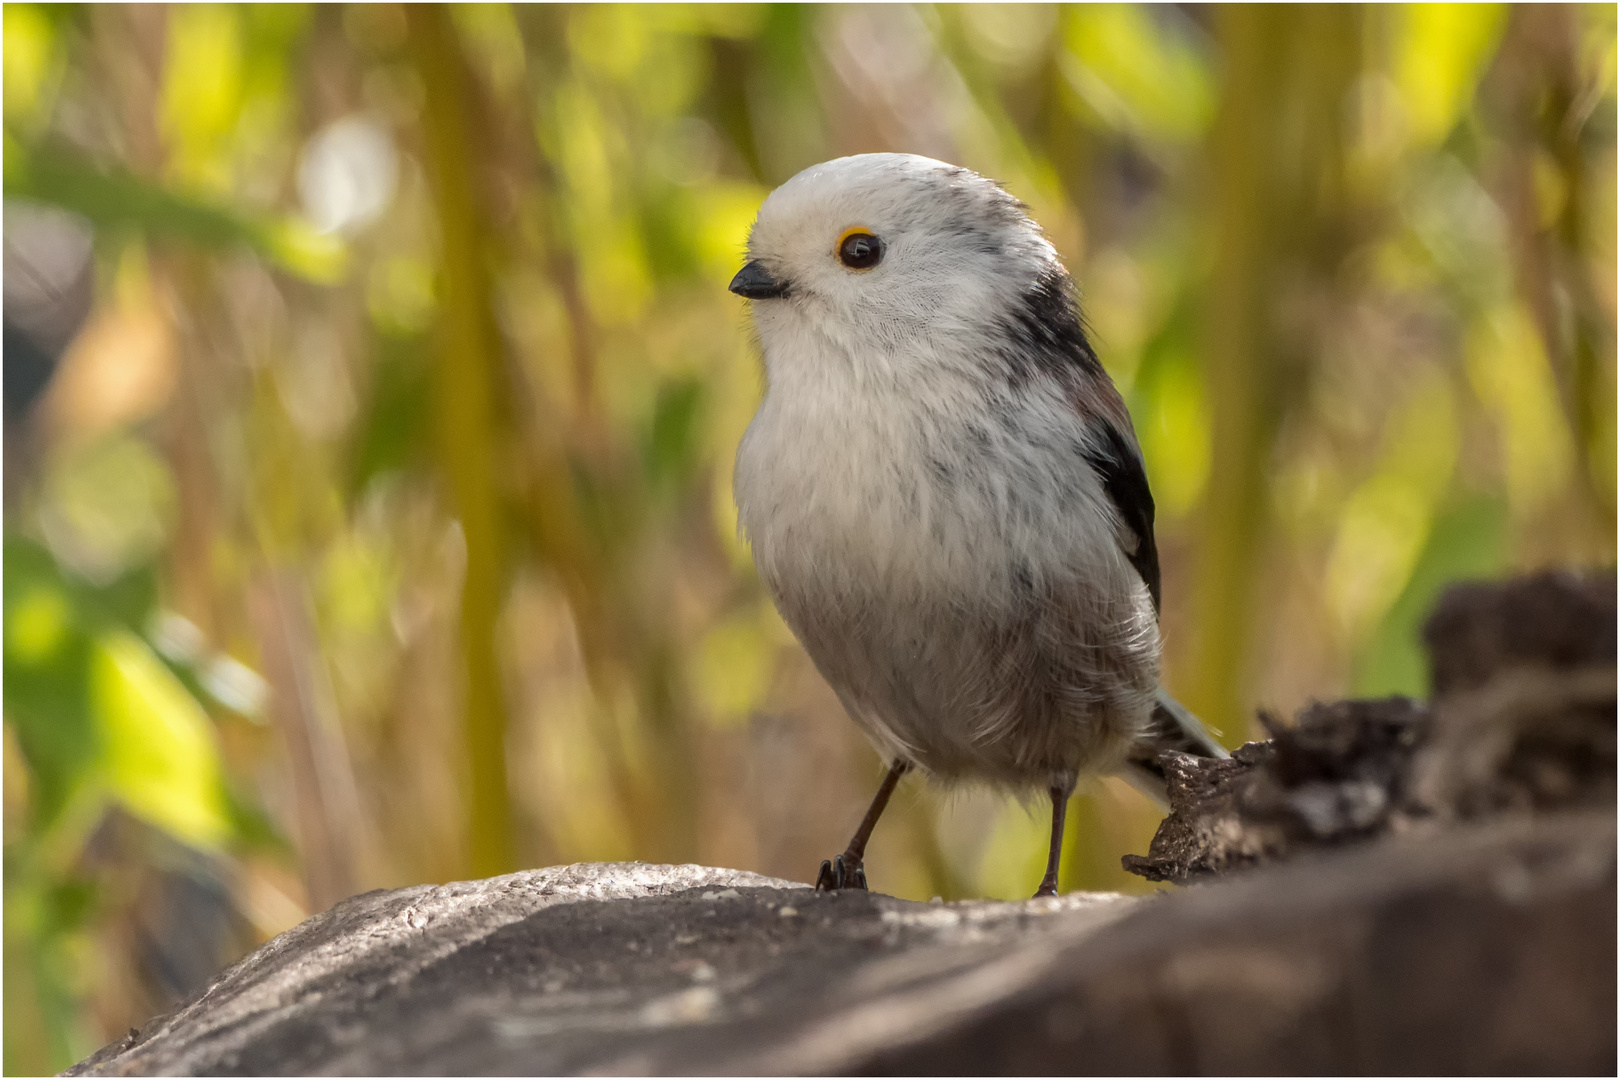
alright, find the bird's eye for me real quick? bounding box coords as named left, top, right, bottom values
left=837, top=229, right=883, bottom=270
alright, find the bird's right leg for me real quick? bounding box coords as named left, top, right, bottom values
left=816, top=761, right=910, bottom=891
left=1034, top=781, right=1072, bottom=898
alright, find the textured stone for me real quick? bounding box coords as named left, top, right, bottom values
left=856, top=811, right=1614, bottom=1076
left=70, top=813, right=1614, bottom=1076
left=67, top=863, right=1135, bottom=1076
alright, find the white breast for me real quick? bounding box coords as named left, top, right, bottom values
left=735, top=321, right=1128, bottom=612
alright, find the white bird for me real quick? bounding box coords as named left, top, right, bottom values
left=730, top=153, right=1225, bottom=897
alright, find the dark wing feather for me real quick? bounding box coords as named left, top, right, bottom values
left=1083, top=418, right=1160, bottom=614
left=998, top=265, right=1162, bottom=614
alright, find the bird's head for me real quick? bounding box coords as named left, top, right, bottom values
left=731, top=154, right=1068, bottom=373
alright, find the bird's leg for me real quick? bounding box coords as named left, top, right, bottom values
left=816, top=761, right=910, bottom=891
left=1034, top=783, right=1071, bottom=898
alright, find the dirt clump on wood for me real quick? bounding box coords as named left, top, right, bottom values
left=1125, top=570, right=1615, bottom=884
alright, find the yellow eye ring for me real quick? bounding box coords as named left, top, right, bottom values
left=836, top=227, right=883, bottom=270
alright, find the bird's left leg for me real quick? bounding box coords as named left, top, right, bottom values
left=1034, top=780, right=1074, bottom=898
left=816, top=760, right=910, bottom=891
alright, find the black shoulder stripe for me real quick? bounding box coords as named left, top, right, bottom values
left=994, top=263, right=1160, bottom=612
left=998, top=265, right=1108, bottom=385
left=1084, top=421, right=1160, bottom=614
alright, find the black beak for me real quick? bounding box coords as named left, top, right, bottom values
left=728, top=260, right=789, bottom=300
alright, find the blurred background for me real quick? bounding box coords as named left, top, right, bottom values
left=2, top=3, right=1614, bottom=1071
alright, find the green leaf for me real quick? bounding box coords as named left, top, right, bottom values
left=3, top=541, right=98, bottom=828
left=1392, top=4, right=1509, bottom=147
left=3, top=135, right=346, bottom=281
left=348, top=330, right=431, bottom=494
left=223, top=780, right=293, bottom=857
left=1352, top=494, right=1509, bottom=698
left=644, top=376, right=705, bottom=493
left=1063, top=5, right=1214, bottom=143
left=90, top=630, right=232, bottom=852
left=1128, top=299, right=1210, bottom=521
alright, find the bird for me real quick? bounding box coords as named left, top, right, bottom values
left=728, top=153, right=1226, bottom=898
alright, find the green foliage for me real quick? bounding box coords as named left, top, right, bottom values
left=5, top=534, right=247, bottom=1070
left=4, top=136, right=345, bottom=280
left=348, top=331, right=432, bottom=494
left=1063, top=4, right=1214, bottom=143
left=4, top=542, right=99, bottom=831
left=643, top=376, right=707, bottom=497
left=4, top=539, right=236, bottom=834
left=1353, top=494, right=1510, bottom=698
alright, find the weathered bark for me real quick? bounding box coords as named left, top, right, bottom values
left=852, top=812, right=1613, bottom=1077
left=64, top=816, right=1615, bottom=1076
left=1124, top=570, right=1615, bottom=884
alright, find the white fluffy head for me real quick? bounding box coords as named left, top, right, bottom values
left=741, top=154, right=1063, bottom=373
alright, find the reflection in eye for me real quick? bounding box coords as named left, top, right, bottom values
left=837, top=230, right=883, bottom=270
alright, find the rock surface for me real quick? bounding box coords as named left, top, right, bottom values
left=69, top=864, right=1136, bottom=1075
left=70, top=813, right=1614, bottom=1076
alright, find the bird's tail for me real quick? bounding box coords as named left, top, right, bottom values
left=1113, top=688, right=1229, bottom=809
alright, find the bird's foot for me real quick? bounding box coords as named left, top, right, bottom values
left=815, top=853, right=867, bottom=891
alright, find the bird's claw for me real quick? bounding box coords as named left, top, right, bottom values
left=815, top=854, right=867, bottom=891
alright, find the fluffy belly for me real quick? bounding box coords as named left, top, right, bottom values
left=767, top=558, right=1158, bottom=787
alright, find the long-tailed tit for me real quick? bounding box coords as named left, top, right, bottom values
left=730, top=154, right=1225, bottom=898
